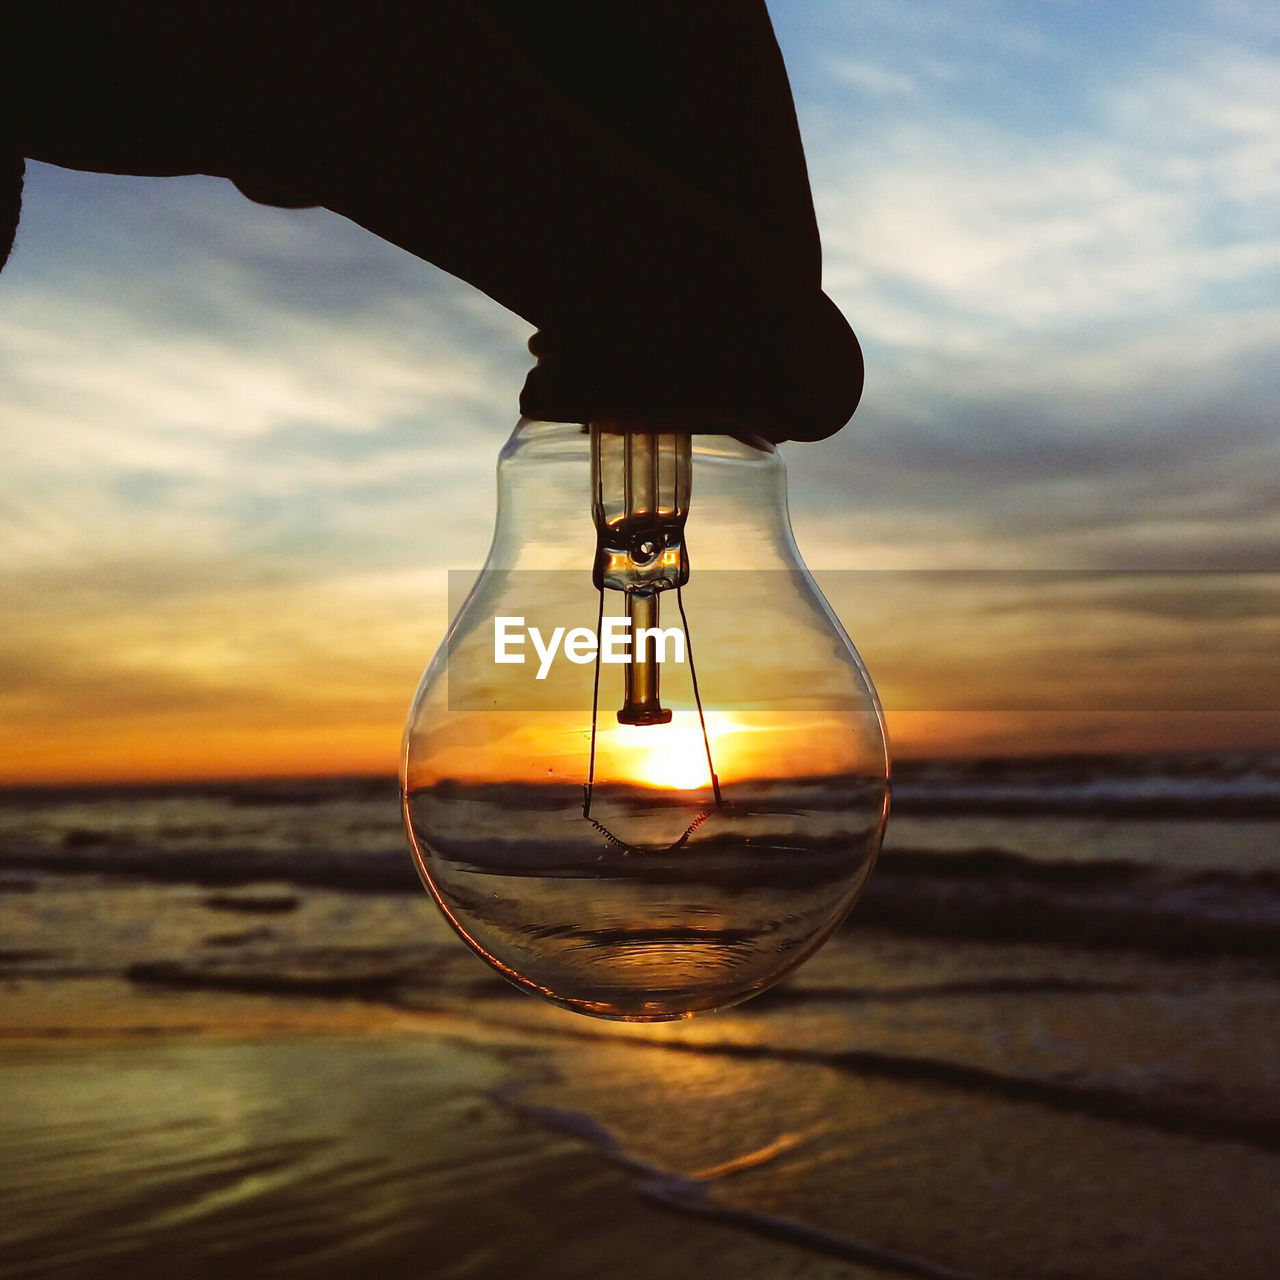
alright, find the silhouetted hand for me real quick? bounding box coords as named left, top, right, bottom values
left=1, top=1, right=861, bottom=442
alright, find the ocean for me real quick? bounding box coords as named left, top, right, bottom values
left=2, top=752, right=1278, bottom=1278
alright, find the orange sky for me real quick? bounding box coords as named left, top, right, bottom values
left=4, top=568, right=1277, bottom=785
left=3, top=1, right=1278, bottom=785
left=8, top=710, right=1279, bottom=788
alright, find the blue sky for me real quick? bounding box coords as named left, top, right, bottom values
left=1, top=0, right=1277, bottom=778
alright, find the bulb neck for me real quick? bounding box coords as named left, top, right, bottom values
left=591, top=424, right=691, bottom=593
left=489, top=419, right=800, bottom=575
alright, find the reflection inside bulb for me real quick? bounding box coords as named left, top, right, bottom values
left=606, top=710, right=737, bottom=791
left=402, top=420, right=890, bottom=1021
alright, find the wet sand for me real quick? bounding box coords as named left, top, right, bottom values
left=1, top=1032, right=881, bottom=1280
left=3, top=923, right=1279, bottom=1279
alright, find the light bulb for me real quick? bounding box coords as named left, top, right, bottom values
left=402, top=419, right=889, bottom=1020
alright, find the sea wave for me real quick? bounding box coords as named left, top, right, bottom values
left=5, top=837, right=1279, bottom=962
left=891, top=751, right=1280, bottom=816
left=4, top=755, right=1279, bottom=962
left=864, top=847, right=1280, bottom=959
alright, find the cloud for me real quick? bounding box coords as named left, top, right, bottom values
left=1, top=167, right=531, bottom=584
left=0, top=167, right=523, bottom=775
left=777, top=18, right=1280, bottom=574
left=823, top=58, right=921, bottom=100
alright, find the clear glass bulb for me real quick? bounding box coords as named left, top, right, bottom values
left=402, top=419, right=890, bottom=1020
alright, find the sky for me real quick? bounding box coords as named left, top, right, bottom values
left=1, top=0, right=1278, bottom=782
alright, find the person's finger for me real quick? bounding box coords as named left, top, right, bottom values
left=483, top=0, right=860, bottom=440
left=230, top=179, right=319, bottom=210
left=483, top=1, right=822, bottom=286
left=0, top=151, right=19, bottom=272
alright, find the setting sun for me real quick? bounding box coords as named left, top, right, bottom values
left=607, top=711, right=741, bottom=790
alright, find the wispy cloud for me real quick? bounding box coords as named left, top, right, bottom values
left=780, top=13, right=1280, bottom=580
left=824, top=58, right=922, bottom=100
left=1, top=171, right=528, bottom=582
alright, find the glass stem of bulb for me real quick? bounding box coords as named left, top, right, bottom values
left=584, top=423, right=721, bottom=822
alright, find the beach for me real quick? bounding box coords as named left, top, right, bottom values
left=2, top=757, right=1279, bottom=1279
